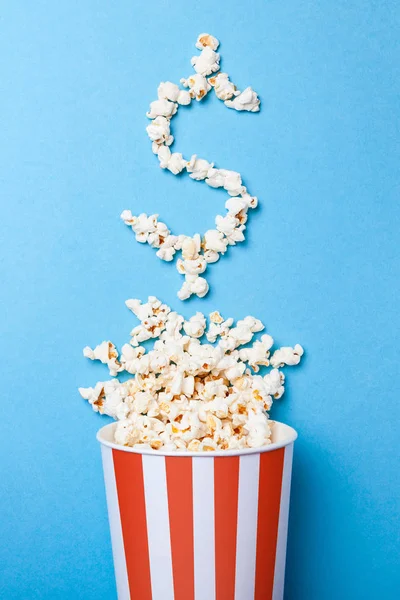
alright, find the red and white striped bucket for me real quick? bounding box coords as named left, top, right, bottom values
left=97, top=421, right=297, bottom=600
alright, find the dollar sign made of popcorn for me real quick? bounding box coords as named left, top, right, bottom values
left=121, top=33, right=261, bottom=301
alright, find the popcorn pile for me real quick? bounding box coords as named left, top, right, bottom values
left=122, top=33, right=261, bottom=301
left=80, top=297, right=303, bottom=452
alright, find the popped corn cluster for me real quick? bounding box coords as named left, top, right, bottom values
left=80, top=297, right=303, bottom=451
left=122, top=33, right=261, bottom=301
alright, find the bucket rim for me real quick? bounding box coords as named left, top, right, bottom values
left=96, top=420, right=298, bottom=457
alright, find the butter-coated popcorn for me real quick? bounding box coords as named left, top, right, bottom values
left=225, top=86, right=260, bottom=112
left=81, top=298, right=303, bottom=451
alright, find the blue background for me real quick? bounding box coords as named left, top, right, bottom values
left=1, top=1, right=399, bottom=598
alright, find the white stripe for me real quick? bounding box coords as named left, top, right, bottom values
left=193, top=457, right=215, bottom=600
left=234, top=453, right=260, bottom=600
left=101, top=445, right=130, bottom=600
left=142, top=455, right=174, bottom=600
left=272, top=443, right=294, bottom=600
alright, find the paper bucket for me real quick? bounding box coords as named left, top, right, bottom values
left=97, top=421, right=297, bottom=600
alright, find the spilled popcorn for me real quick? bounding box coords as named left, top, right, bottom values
left=80, top=297, right=303, bottom=451
left=122, top=33, right=261, bottom=301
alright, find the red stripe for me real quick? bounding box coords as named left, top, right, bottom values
left=214, top=456, right=240, bottom=600
left=166, top=457, right=195, bottom=600
left=112, top=449, right=152, bottom=600
left=254, top=447, right=285, bottom=600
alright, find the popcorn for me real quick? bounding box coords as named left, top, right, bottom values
left=225, top=195, right=250, bottom=216
left=145, top=116, right=173, bottom=147
left=206, top=315, right=233, bottom=343
left=177, top=256, right=207, bottom=276
left=181, top=234, right=201, bottom=260
left=157, top=81, right=180, bottom=102
left=191, top=47, right=220, bottom=76
left=125, top=295, right=170, bottom=321
left=178, top=275, right=209, bottom=300
left=114, top=419, right=140, bottom=447
left=177, top=90, right=192, bottom=105
left=127, top=34, right=263, bottom=299
left=210, top=310, right=224, bottom=324
left=209, top=73, right=239, bottom=101
left=125, top=296, right=171, bottom=346
left=158, top=312, right=184, bottom=343
left=203, top=249, right=220, bottom=264
left=225, top=87, right=260, bottom=112
left=186, top=155, right=214, bottom=180
left=81, top=298, right=304, bottom=451
left=157, top=82, right=192, bottom=106
left=177, top=281, right=192, bottom=302
left=156, top=234, right=179, bottom=261
left=83, top=342, right=122, bottom=377
left=195, top=33, right=220, bottom=51
left=238, top=335, right=274, bottom=371
left=215, top=214, right=246, bottom=245
left=79, top=381, right=107, bottom=413
left=79, top=379, right=131, bottom=419
left=203, top=229, right=228, bottom=254
left=120, top=212, right=170, bottom=247
left=180, top=74, right=211, bottom=100
left=220, top=316, right=264, bottom=351
left=146, top=99, right=178, bottom=119
left=206, top=168, right=246, bottom=196
left=157, top=146, right=186, bottom=174
left=120, top=344, right=146, bottom=374
left=183, top=312, right=206, bottom=338
left=270, top=344, right=304, bottom=368
left=245, top=410, right=272, bottom=448
left=263, top=369, right=285, bottom=399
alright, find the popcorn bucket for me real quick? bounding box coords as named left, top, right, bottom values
left=97, top=421, right=297, bottom=600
